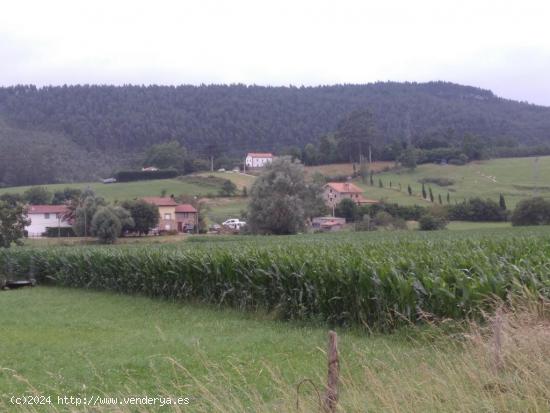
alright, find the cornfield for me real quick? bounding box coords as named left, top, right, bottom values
left=1, top=230, right=549, bottom=328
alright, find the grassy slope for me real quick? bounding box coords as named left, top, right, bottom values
left=0, top=179, right=221, bottom=203
left=194, top=171, right=255, bottom=190
left=354, top=156, right=550, bottom=209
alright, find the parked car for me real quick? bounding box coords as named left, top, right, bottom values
left=222, top=218, right=246, bottom=230
left=101, top=177, right=117, bottom=184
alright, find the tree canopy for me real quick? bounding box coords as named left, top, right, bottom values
left=247, top=158, right=322, bottom=234
left=1, top=82, right=550, bottom=186
left=0, top=201, right=30, bottom=248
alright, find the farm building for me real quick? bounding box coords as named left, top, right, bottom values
left=323, top=182, right=379, bottom=208
left=141, top=197, right=197, bottom=233
left=245, top=152, right=273, bottom=169
left=141, top=197, right=178, bottom=231
left=175, top=204, right=198, bottom=232
left=25, top=205, right=71, bottom=237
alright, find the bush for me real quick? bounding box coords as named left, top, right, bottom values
left=418, top=177, right=455, bottom=187
left=448, top=154, right=469, bottom=165
left=448, top=198, right=508, bottom=222
left=419, top=213, right=448, bottom=230
left=360, top=203, right=426, bottom=221
left=371, top=211, right=407, bottom=230
left=114, top=169, right=178, bottom=182
left=511, top=197, right=550, bottom=226
left=335, top=198, right=359, bottom=222
left=43, top=227, right=76, bottom=237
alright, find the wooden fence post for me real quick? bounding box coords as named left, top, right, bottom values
left=492, top=309, right=503, bottom=374
left=323, top=330, right=339, bottom=413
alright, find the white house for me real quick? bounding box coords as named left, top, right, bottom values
left=26, top=205, right=71, bottom=237
left=245, top=152, right=273, bottom=169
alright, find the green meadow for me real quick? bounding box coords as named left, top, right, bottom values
left=355, top=156, right=550, bottom=208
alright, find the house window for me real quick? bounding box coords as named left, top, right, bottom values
left=164, top=213, right=172, bottom=220
left=44, top=213, right=50, bottom=219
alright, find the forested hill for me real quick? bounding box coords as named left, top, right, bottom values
left=1, top=82, right=550, bottom=186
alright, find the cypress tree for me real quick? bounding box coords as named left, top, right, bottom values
left=429, top=187, right=434, bottom=203
left=438, top=194, right=442, bottom=204
left=407, top=184, right=412, bottom=196
left=369, top=171, right=374, bottom=186
left=499, top=193, right=506, bottom=210
left=447, top=192, right=450, bottom=204
left=378, top=178, right=383, bottom=188
left=422, top=183, right=427, bottom=199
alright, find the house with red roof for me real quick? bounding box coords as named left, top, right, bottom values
left=323, top=182, right=379, bottom=208
left=245, top=152, right=273, bottom=169
left=26, top=205, right=71, bottom=237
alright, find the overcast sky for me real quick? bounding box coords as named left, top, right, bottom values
left=1, top=0, right=549, bottom=105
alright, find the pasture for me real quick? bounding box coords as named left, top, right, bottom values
left=0, top=177, right=223, bottom=204
left=355, top=155, right=550, bottom=208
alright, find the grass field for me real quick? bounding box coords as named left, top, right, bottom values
left=304, top=161, right=394, bottom=178
left=1, top=287, right=548, bottom=412
left=0, top=178, right=224, bottom=204
left=194, top=171, right=255, bottom=190
left=355, top=156, right=550, bottom=209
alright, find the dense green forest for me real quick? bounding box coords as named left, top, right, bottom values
left=1, top=82, right=549, bottom=186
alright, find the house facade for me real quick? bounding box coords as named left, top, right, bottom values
left=142, top=197, right=198, bottom=233
left=323, top=182, right=379, bottom=208
left=141, top=197, right=178, bottom=231
left=175, top=204, right=198, bottom=232
left=245, top=152, right=273, bottom=169
left=26, top=205, right=71, bottom=237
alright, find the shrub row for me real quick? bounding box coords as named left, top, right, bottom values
left=1, top=235, right=549, bottom=329
left=113, top=169, right=179, bottom=182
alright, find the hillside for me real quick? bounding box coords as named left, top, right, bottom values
left=1, top=82, right=550, bottom=186
left=354, top=155, right=550, bottom=209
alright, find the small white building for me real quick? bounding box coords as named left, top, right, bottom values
left=26, top=205, right=71, bottom=237
left=245, top=152, right=273, bottom=169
